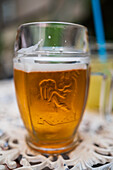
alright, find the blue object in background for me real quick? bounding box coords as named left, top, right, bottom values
left=91, top=0, right=107, bottom=62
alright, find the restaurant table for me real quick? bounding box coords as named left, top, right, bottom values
left=0, top=79, right=113, bottom=170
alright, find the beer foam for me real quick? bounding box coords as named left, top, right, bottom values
left=14, top=57, right=87, bottom=72
left=14, top=42, right=89, bottom=72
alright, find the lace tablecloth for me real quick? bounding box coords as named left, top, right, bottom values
left=0, top=79, right=113, bottom=170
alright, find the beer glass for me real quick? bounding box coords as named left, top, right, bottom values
left=13, top=22, right=90, bottom=154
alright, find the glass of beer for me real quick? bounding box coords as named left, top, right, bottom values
left=13, top=22, right=90, bottom=154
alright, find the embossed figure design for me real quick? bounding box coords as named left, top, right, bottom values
left=39, top=72, right=79, bottom=112
left=38, top=71, right=81, bottom=125
left=39, top=78, right=72, bottom=112
left=13, top=22, right=90, bottom=154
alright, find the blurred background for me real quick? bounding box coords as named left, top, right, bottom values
left=0, top=0, right=113, bottom=79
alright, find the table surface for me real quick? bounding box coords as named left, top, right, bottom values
left=0, top=79, right=113, bottom=170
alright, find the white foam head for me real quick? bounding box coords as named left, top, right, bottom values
left=14, top=44, right=88, bottom=72
left=14, top=57, right=87, bottom=72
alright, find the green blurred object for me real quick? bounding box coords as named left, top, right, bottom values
left=44, top=25, right=63, bottom=47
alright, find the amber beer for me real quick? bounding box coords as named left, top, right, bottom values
left=14, top=61, right=88, bottom=151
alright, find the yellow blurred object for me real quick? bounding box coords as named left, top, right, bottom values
left=87, top=75, right=102, bottom=110
left=86, top=56, right=112, bottom=114
left=87, top=74, right=111, bottom=112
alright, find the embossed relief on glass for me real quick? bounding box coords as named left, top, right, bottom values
left=30, top=70, right=82, bottom=126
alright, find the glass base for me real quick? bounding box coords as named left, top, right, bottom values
left=26, top=134, right=79, bottom=154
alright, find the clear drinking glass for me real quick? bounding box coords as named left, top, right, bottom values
left=13, top=22, right=90, bottom=154
left=86, top=43, right=113, bottom=120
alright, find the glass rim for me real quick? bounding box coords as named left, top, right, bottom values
left=18, top=21, right=87, bottom=30
left=16, top=50, right=90, bottom=56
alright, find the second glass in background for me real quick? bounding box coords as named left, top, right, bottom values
left=86, top=43, right=113, bottom=120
